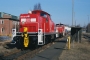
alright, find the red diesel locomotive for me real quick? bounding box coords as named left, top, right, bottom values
left=12, top=10, right=64, bottom=49
left=56, top=24, right=65, bottom=37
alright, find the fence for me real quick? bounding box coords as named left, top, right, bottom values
left=0, top=36, right=12, bottom=42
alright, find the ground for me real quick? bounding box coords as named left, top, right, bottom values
left=0, top=34, right=90, bottom=60
left=0, top=40, right=13, bottom=54
left=59, top=34, right=90, bottom=60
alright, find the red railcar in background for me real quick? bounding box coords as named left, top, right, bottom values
left=56, top=23, right=65, bottom=37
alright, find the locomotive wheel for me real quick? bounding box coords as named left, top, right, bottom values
left=62, top=33, right=63, bottom=37
left=20, top=37, right=24, bottom=50
left=16, top=36, right=28, bottom=50
left=33, top=40, right=38, bottom=49
left=48, top=36, right=51, bottom=43
left=45, top=36, right=48, bottom=44
left=15, top=37, right=22, bottom=49
left=30, top=38, right=38, bottom=50
left=51, top=34, right=55, bottom=42
left=53, top=34, right=56, bottom=41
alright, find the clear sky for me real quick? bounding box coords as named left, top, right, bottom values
left=0, top=0, right=90, bottom=26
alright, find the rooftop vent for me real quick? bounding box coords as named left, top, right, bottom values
left=28, top=10, right=32, bottom=14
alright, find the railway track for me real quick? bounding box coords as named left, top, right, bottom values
left=15, top=37, right=65, bottom=60
left=4, top=49, right=21, bottom=57
left=0, top=35, right=67, bottom=60
left=83, top=33, right=90, bottom=39
left=15, top=43, right=52, bottom=60
left=1, top=42, right=54, bottom=60
left=0, top=41, right=11, bottom=46
left=83, top=33, right=90, bottom=43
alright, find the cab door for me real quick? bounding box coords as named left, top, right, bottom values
left=40, top=12, right=49, bottom=33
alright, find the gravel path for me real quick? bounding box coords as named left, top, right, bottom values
left=59, top=35, right=90, bottom=60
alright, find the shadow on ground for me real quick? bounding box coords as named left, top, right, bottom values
left=54, top=39, right=67, bottom=43
left=4, top=43, right=16, bottom=49
left=54, top=47, right=66, bottom=50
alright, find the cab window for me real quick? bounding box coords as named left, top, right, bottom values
left=46, top=18, right=48, bottom=22
left=40, top=12, right=47, bottom=18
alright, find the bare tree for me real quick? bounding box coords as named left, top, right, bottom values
left=33, top=3, right=42, bottom=10
left=38, top=3, right=42, bottom=10
left=33, top=4, right=37, bottom=10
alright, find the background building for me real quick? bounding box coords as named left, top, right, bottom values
left=86, top=23, right=90, bottom=33
left=0, top=12, right=19, bottom=36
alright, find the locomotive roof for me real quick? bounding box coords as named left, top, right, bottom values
left=56, top=23, right=64, bottom=25
left=32, top=10, right=50, bottom=16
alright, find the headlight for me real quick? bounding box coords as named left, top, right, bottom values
left=30, top=18, right=36, bottom=22
left=21, top=18, right=26, bottom=24
left=24, top=27, right=28, bottom=32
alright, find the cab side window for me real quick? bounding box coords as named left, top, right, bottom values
left=40, top=12, right=47, bottom=18
left=46, top=18, right=48, bottom=22
left=40, top=13, right=44, bottom=16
